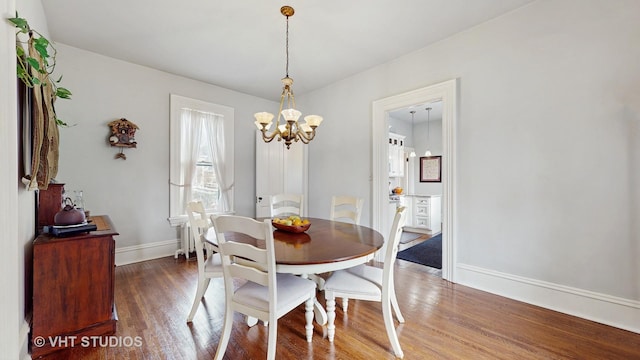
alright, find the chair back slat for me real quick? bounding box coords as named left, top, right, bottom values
left=330, top=195, right=364, bottom=224
left=270, top=193, right=304, bottom=218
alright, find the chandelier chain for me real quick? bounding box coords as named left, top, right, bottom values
left=285, top=14, right=289, bottom=77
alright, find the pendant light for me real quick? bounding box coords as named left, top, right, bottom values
left=424, top=107, right=432, bottom=157
left=409, top=110, right=416, bottom=157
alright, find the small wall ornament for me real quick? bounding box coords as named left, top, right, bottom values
left=108, top=118, right=139, bottom=160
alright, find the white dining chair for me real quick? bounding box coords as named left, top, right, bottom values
left=313, top=195, right=365, bottom=291
left=270, top=193, right=304, bottom=218
left=329, top=195, right=364, bottom=224
left=211, top=215, right=317, bottom=360
left=323, top=206, right=408, bottom=358
left=185, top=201, right=223, bottom=323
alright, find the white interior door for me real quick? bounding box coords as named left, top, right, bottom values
left=255, top=133, right=308, bottom=217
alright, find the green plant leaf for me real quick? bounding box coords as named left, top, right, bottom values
left=56, top=87, right=72, bottom=99
left=33, top=40, right=50, bottom=60
left=8, top=16, right=29, bottom=33
left=33, top=36, right=49, bottom=47
left=26, top=57, right=40, bottom=71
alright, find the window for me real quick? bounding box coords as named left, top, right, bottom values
left=192, top=126, right=219, bottom=210
left=169, top=95, right=234, bottom=220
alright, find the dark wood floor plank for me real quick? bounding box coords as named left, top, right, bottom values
left=39, top=256, right=640, bottom=359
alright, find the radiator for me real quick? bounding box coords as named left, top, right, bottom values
left=175, top=222, right=196, bottom=259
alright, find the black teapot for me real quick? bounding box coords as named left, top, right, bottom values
left=54, top=197, right=86, bottom=226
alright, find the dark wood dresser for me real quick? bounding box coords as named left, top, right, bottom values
left=31, top=215, right=118, bottom=358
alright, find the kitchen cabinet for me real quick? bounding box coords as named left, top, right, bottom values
left=31, top=216, right=118, bottom=358
left=388, top=133, right=405, bottom=177
left=404, top=195, right=441, bottom=234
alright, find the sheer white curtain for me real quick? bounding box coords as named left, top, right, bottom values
left=202, top=111, right=232, bottom=212
left=179, top=108, right=204, bottom=210
left=178, top=108, right=231, bottom=214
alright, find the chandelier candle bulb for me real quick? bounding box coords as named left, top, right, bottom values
left=254, top=120, right=274, bottom=130
left=255, top=112, right=275, bottom=125
left=300, top=123, right=312, bottom=133
left=281, top=108, right=302, bottom=122
left=304, top=115, right=323, bottom=128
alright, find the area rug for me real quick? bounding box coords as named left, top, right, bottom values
left=396, top=234, right=442, bottom=269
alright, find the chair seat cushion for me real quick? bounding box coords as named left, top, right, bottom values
left=324, top=264, right=382, bottom=297
left=234, top=274, right=315, bottom=315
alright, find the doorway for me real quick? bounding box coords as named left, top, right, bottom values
left=371, top=79, right=457, bottom=281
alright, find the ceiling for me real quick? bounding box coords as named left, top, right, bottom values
left=42, top=0, right=534, bottom=102
left=389, top=101, right=442, bottom=124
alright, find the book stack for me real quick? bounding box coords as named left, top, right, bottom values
left=42, top=222, right=97, bottom=237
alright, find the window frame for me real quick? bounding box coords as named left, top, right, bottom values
left=168, top=94, right=234, bottom=222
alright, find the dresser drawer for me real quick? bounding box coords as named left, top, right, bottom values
left=414, top=197, right=430, bottom=206
left=415, top=205, right=429, bottom=216
left=414, top=216, right=430, bottom=228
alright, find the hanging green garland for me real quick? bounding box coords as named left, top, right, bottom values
left=9, top=13, right=72, bottom=126
left=8, top=13, right=72, bottom=190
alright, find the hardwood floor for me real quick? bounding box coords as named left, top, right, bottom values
left=40, top=256, right=640, bottom=359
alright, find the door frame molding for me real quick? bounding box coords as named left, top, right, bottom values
left=372, top=79, right=458, bottom=281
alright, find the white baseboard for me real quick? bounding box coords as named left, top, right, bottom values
left=456, top=263, right=640, bottom=334
left=20, top=320, right=30, bottom=360
left=115, top=239, right=180, bottom=266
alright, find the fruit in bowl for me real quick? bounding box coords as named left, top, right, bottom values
left=272, top=216, right=311, bottom=233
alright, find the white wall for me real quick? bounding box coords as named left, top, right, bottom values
left=1, top=0, right=21, bottom=357
left=2, top=0, right=49, bottom=357
left=304, top=0, right=639, bottom=329
left=52, top=44, right=278, bottom=254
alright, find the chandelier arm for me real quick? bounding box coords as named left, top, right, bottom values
left=260, top=128, right=281, bottom=143
left=276, top=89, right=287, bottom=126
left=297, top=128, right=315, bottom=142
left=296, top=130, right=310, bottom=144
left=288, top=89, right=296, bottom=110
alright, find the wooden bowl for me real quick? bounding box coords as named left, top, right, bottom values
left=271, top=221, right=311, bottom=233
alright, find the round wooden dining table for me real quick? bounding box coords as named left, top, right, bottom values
left=204, top=217, right=385, bottom=325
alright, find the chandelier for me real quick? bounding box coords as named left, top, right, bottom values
left=254, top=5, right=323, bottom=149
